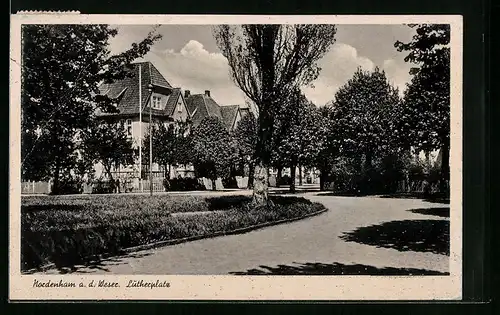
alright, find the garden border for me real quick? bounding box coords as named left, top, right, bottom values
left=23, top=205, right=328, bottom=274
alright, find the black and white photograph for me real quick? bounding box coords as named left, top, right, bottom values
left=10, top=14, right=462, bottom=300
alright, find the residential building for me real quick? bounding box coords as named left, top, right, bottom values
left=94, top=61, right=250, bottom=182
left=184, top=89, right=250, bottom=131
left=95, top=61, right=191, bottom=180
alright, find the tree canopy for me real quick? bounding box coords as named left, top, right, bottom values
left=21, top=24, right=161, bottom=192
left=81, top=121, right=135, bottom=186
left=213, top=24, right=337, bottom=203
left=332, top=67, right=401, bottom=167
left=394, top=24, right=451, bottom=192
left=192, top=117, right=237, bottom=189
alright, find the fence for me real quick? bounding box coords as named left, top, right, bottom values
left=321, top=179, right=449, bottom=194
left=21, top=181, right=52, bottom=194
left=396, top=180, right=449, bottom=194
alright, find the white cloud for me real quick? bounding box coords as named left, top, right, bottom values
left=302, top=43, right=376, bottom=106
left=141, top=40, right=245, bottom=105
left=303, top=43, right=411, bottom=105
left=382, top=59, right=411, bottom=96
left=138, top=40, right=411, bottom=108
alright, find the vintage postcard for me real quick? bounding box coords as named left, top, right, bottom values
left=9, top=14, right=463, bottom=300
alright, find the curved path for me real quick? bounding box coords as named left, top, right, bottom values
left=44, top=193, right=450, bottom=275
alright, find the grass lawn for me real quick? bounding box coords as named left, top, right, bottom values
left=21, top=194, right=326, bottom=271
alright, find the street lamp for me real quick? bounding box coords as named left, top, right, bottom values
left=147, top=84, right=153, bottom=196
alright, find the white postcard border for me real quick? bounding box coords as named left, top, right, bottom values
left=9, top=14, right=463, bottom=301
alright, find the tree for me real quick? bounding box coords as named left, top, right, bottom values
left=192, top=117, right=237, bottom=190
left=331, top=67, right=401, bottom=193
left=21, top=24, right=161, bottom=193
left=142, top=123, right=175, bottom=178
left=213, top=25, right=337, bottom=204
left=272, top=91, right=329, bottom=192
left=314, top=105, right=339, bottom=191
left=143, top=120, right=194, bottom=179
left=233, top=112, right=258, bottom=188
left=81, top=121, right=135, bottom=191
left=394, top=24, right=450, bottom=193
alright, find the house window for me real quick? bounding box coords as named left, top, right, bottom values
left=177, top=101, right=183, bottom=112
left=152, top=95, right=162, bottom=109
left=126, top=119, right=132, bottom=137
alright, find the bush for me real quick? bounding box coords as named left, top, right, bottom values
left=91, top=180, right=116, bottom=194
left=51, top=178, right=82, bottom=195
left=164, top=178, right=206, bottom=191
left=21, top=195, right=325, bottom=271
left=222, top=176, right=238, bottom=189
left=277, top=175, right=291, bottom=186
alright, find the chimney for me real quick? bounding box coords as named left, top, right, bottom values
left=204, top=90, right=210, bottom=97
left=184, top=90, right=190, bottom=98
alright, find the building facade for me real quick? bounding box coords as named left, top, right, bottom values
left=94, top=61, right=250, bottom=181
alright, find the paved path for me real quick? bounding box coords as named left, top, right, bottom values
left=43, top=192, right=450, bottom=275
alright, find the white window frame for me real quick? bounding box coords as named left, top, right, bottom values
left=126, top=119, right=132, bottom=137
left=177, top=101, right=183, bottom=112
left=152, top=95, right=162, bottom=109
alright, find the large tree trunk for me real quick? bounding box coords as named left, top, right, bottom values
left=247, top=162, right=255, bottom=189
left=252, top=161, right=269, bottom=204
left=290, top=162, right=297, bottom=193
left=319, top=168, right=327, bottom=191
left=440, top=137, right=450, bottom=195
left=211, top=178, right=217, bottom=191
left=298, top=165, right=303, bottom=186
left=104, top=164, right=116, bottom=193
left=52, top=156, right=61, bottom=195
left=276, top=166, right=282, bottom=188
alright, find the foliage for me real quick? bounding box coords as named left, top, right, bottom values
left=394, top=24, right=450, bottom=192
left=273, top=90, right=329, bottom=168
left=213, top=25, right=337, bottom=203
left=81, top=121, right=135, bottom=184
left=332, top=67, right=401, bottom=167
left=21, top=195, right=326, bottom=270
left=21, top=24, right=161, bottom=191
left=233, top=112, right=258, bottom=165
left=395, top=24, right=450, bottom=151
left=142, top=120, right=193, bottom=177
left=163, top=177, right=205, bottom=191
left=192, top=117, right=238, bottom=185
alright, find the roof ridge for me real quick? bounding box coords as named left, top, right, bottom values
left=149, top=62, right=172, bottom=88
left=148, top=62, right=152, bottom=86
left=168, top=90, right=180, bottom=116
left=202, top=94, right=210, bottom=119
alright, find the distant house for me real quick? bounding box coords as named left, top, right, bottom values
left=95, top=61, right=191, bottom=179
left=97, top=61, right=190, bottom=145
left=184, top=90, right=250, bottom=131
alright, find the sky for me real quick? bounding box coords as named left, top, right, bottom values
left=108, top=24, right=416, bottom=106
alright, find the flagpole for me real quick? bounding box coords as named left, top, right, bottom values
left=138, top=64, right=143, bottom=192
left=148, top=84, right=153, bottom=196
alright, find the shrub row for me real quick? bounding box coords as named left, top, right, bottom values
left=21, top=195, right=325, bottom=271
left=163, top=178, right=206, bottom=191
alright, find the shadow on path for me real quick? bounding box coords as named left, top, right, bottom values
left=408, top=207, right=450, bottom=218
left=23, top=252, right=153, bottom=274
left=314, top=192, right=450, bottom=204
left=229, top=262, right=448, bottom=275
left=340, top=219, right=450, bottom=256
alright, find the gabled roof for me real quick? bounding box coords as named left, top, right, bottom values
left=220, top=105, right=240, bottom=131
left=97, top=61, right=172, bottom=116
left=185, top=94, right=223, bottom=126
left=165, top=88, right=182, bottom=116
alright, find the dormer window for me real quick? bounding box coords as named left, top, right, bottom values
left=177, top=101, right=183, bottom=113
left=152, top=95, right=162, bottom=109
